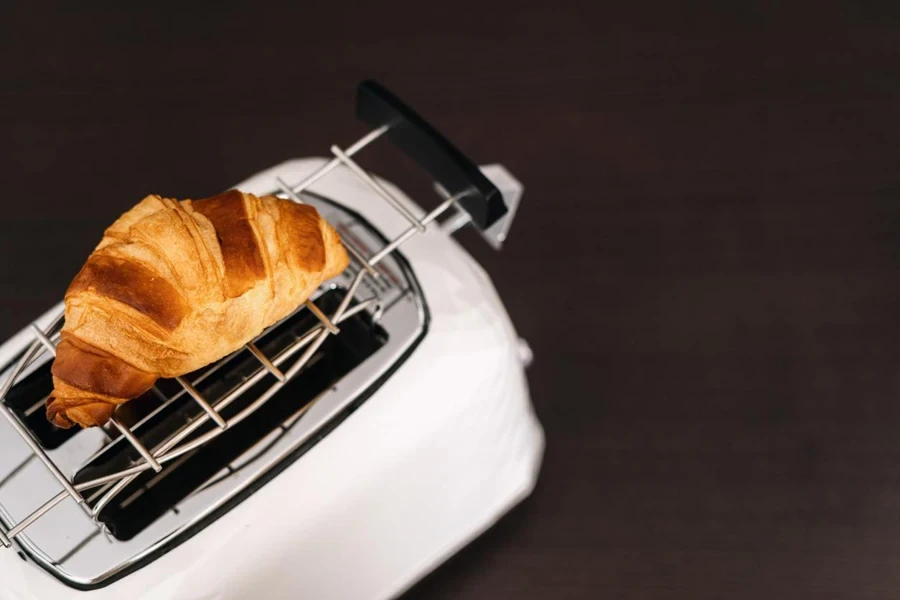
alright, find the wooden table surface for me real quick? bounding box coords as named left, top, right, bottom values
left=3, top=3, right=900, bottom=598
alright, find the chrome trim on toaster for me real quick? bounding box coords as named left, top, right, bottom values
left=0, top=185, right=431, bottom=590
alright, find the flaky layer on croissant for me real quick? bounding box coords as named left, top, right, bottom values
left=47, top=190, right=349, bottom=428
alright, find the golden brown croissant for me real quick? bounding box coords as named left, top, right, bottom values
left=47, top=190, right=349, bottom=429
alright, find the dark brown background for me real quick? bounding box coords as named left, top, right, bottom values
left=3, top=2, right=900, bottom=598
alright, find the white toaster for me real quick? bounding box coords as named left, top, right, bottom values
left=0, top=80, right=545, bottom=600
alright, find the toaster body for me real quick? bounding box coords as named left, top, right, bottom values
left=0, top=158, right=545, bottom=599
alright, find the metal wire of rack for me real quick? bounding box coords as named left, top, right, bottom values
left=0, top=124, right=466, bottom=549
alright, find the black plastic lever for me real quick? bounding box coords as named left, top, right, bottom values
left=355, top=80, right=508, bottom=230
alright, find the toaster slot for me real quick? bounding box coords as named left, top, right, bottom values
left=72, top=289, right=387, bottom=541
left=2, top=360, right=77, bottom=450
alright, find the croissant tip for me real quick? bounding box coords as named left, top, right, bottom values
left=46, top=403, right=75, bottom=430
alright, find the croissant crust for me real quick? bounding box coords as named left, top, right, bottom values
left=47, top=190, right=349, bottom=428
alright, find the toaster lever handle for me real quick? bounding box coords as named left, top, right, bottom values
left=355, top=79, right=509, bottom=231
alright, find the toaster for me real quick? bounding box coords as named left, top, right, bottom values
left=0, top=80, right=545, bottom=600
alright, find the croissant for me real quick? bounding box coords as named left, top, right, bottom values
left=46, top=190, right=350, bottom=429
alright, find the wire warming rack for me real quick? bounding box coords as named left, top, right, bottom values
left=0, top=79, right=514, bottom=550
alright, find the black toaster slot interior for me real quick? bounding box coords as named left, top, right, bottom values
left=2, top=360, right=78, bottom=450
left=73, top=289, right=387, bottom=541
